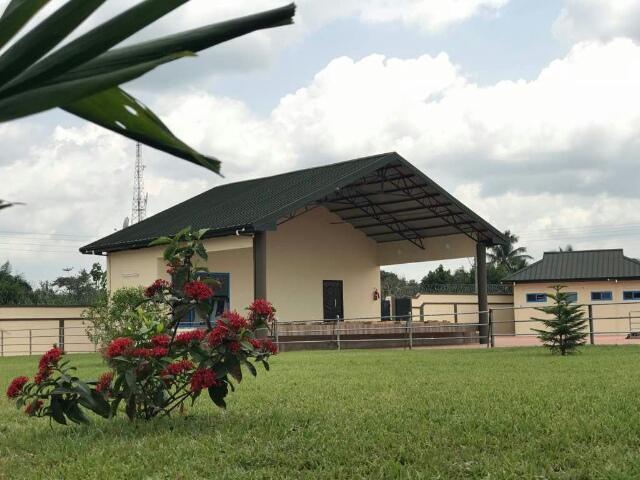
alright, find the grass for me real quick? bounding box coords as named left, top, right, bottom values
left=1, top=346, right=640, bottom=479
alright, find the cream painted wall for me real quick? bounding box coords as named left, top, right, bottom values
left=267, top=207, right=381, bottom=321
left=513, top=281, right=640, bottom=336
left=377, top=234, right=476, bottom=266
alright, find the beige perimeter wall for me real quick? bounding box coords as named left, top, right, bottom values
left=0, top=307, right=92, bottom=356
left=412, top=294, right=515, bottom=335
left=513, top=280, right=640, bottom=336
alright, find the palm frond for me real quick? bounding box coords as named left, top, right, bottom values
left=0, top=1, right=296, bottom=173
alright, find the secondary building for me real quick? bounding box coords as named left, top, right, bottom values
left=81, top=152, right=506, bottom=329
left=504, top=249, right=640, bottom=337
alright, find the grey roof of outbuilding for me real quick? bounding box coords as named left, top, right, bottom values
left=504, top=249, right=640, bottom=283
left=81, top=152, right=507, bottom=254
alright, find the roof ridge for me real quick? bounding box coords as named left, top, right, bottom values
left=543, top=248, right=623, bottom=254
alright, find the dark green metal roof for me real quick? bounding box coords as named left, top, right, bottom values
left=504, top=249, right=640, bottom=283
left=81, top=152, right=506, bottom=254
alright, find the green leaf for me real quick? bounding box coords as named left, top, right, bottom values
left=65, top=401, right=90, bottom=425
left=197, top=228, right=209, bottom=239
left=242, top=358, right=257, bottom=377
left=89, top=390, right=111, bottom=418
left=195, top=242, right=208, bottom=260
left=148, top=236, right=173, bottom=247
left=0, top=0, right=106, bottom=89
left=110, top=396, right=122, bottom=417
left=49, top=396, right=67, bottom=425
left=0, top=0, right=51, bottom=51
left=0, top=52, right=191, bottom=123
left=65, top=87, right=220, bottom=172
left=227, top=356, right=242, bottom=383
left=53, top=4, right=296, bottom=85
left=0, top=0, right=191, bottom=97
left=124, top=369, right=137, bottom=394
left=207, top=382, right=228, bottom=409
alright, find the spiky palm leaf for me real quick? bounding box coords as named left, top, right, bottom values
left=0, top=199, right=25, bottom=210
left=0, top=0, right=296, bottom=174
left=487, top=229, right=532, bottom=273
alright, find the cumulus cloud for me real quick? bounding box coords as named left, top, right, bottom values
left=553, top=0, right=640, bottom=42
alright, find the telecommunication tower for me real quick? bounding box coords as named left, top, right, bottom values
left=131, top=142, right=148, bottom=224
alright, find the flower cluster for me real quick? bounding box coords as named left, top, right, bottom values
left=96, top=372, right=114, bottom=393
left=106, top=337, right=134, bottom=358
left=175, top=329, right=206, bottom=346
left=6, top=376, right=28, bottom=399
left=151, top=334, right=170, bottom=348
left=183, top=280, right=214, bottom=301
left=250, top=338, right=278, bottom=355
left=161, top=359, right=195, bottom=379
left=34, top=347, right=63, bottom=384
left=190, top=368, right=218, bottom=392
left=223, top=311, right=248, bottom=331
left=130, top=347, right=168, bottom=359
left=144, top=279, right=170, bottom=298
left=248, top=299, right=276, bottom=328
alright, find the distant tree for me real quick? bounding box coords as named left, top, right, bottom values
left=488, top=230, right=532, bottom=273
left=558, top=245, right=574, bottom=252
left=381, top=270, right=420, bottom=297
left=0, top=262, right=33, bottom=304
left=532, top=285, right=588, bottom=355
left=420, top=265, right=454, bottom=288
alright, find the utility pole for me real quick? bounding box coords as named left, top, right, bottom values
left=131, top=142, right=148, bottom=224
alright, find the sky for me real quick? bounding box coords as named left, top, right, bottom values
left=1, top=0, right=640, bottom=285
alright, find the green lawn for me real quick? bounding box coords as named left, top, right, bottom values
left=1, top=346, right=640, bottom=479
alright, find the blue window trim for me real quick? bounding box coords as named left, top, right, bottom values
left=591, top=291, right=613, bottom=301
left=623, top=290, right=640, bottom=301
left=526, top=293, right=547, bottom=303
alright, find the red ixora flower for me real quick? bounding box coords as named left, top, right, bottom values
left=161, top=359, right=195, bottom=378
left=6, top=376, right=29, bottom=399
left=183, top=280, right=214, bottom=301
left=106, top=337, right=134, bottom=359
left=249, top=299, right=275, bottom=317
left=221, top=311, right=248, bottom=331
left=190, top=368, right=218, bottom=392
left=130, top=347, right=168, bottom=359
left=96, top=372, right=114, bottom=393
left=175, top=329, right=206, bottom=346
left=151, top=334, right=170, bottom=348
left=207, top=323, right=228, bottom=347
left=250, top=339, right=278, bottom=355
left=229, top=341, right=241, bottom=353
left=144, top=279, right=170, bottom=298
left=38, top=347, right=63, bottom=372
left=24, top=400, right=44, bottom=416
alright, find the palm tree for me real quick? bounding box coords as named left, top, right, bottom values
left=487, top=230, right=532, bottom=273
left=0, top=1, right=296, bottom=174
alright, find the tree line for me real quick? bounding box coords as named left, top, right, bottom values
left=0, top=262, right=106, bottom=306
left=381, top=230, right=533, bottom=297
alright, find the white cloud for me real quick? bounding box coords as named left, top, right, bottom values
left=553, top=0, right=640, bottom=42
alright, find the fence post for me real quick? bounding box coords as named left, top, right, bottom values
left=0, top=330, right=3, bottom=357
left=336, top=316, right=341, bottom=351
left=408, top=313, right=413, bottom=350
left=58, top=319, right=65, bottom=352
left=588, top=304, right=595, bottom=345
left=29, top=329, right=32, bottom=356
left=273, top=317, right=279, bottom=350
left=489, top=309, right=495, bottom=348
left=453, top=303, right=458, bottom=323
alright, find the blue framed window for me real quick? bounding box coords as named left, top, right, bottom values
left=623, top=291, right=640, bottom=301
left=565, top=292, right=578, bottom=303
left=526, top=293, right=547, bottom=303
left=591, top=291, right=613, bottom=301
left=181, top=272, right=231, bottom=328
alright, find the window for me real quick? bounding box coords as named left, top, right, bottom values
left=565, top=292, right=578, bottom=303
left=623, top=291, right=640, bottom=301
left=526, top=293, right=547, bottom=303
left=591, top=291, right=613, bottom=301
left=181, top=272, right=231, bottom=328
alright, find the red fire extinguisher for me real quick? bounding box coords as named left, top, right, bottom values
left=373, top=288, right=380, bottom=301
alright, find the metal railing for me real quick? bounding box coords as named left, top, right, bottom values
left=3, top=301, right=640, bottom=356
